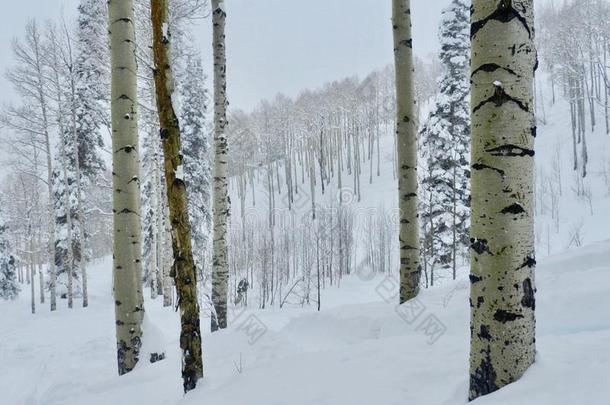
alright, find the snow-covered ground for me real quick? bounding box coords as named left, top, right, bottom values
left=1, top=240, right=609, bottom=405
left=2, top=68, right=609, bottom=404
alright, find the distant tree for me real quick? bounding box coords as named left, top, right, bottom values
left=419, top=0, right=470, bottom=283
left=0, top=213, right=20, bottom=301
left=177, top=48, right=212, bottom=273
left=5, top=20, right=58, bottom=310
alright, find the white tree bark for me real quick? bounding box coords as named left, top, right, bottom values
left=108, top=0, right=145, bottom=375
left=469, top=0, right=537, bottom=400
left=392, top=0, right=420, bottom=303
left=211, top=0, right=230, bottom=332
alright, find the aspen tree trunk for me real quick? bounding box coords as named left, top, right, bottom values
left=392, top=0, right=420, bottom=303
left=161, top=202, right=173, bottom=307
left=150, top=193, right=158, bottom=300
left=151, top=0, right=204, bottom=392
left=211, top=0, right=230, bottom=332
left=30, top=244, right=35, bottom=314
left=37, top=234, right=44, bottom=304
left=108, top=0, right=145, bottom=375
left=154, top=148, right=167, bottom=300
left=28, top=24, right=58, bottom=310
left=469, top=1, right=537, bottom=400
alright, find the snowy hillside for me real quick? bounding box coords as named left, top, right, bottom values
left=533, top=75, right=610, bottom=256
left=1, top=240, right=608, bottom=405
left=228, top=70, right=610, bottom=266
left=1, top=0, right=608, bottom=403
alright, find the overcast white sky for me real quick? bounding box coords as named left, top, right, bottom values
left=0, top=0, right=452, bottom=112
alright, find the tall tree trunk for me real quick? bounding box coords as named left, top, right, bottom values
left=29, top=24, right=57, bottom=311
left=37, top=232, right=44, bottom=304
left=108, top=0, right=145, bottom=375
left=469, top=1, right=537, bottom=400
left=211, top=0, right=230, bottom=332
left=392, top=0, right=420, bottom=303
left=30, top=243, right=35, bottom=314
left=151, top=0, right=204, bottom=392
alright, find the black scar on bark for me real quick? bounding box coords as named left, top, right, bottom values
left=469, top=346, right=498, bottom=400
left=477, top=325, right=492, bottom=340
left=531, top=126, right=537, bottom=138
left=472, top=85, right=529, bottom=114
left=213, top=7, right=226, bottom=18
left=477, top=296, right=485, bottom=308
left=470, top=238, right=493, bottom=255
left=117, top=208, right=138, bottom=215
left=116, top=145, right=134, bottom=154
left=160, top=128, right=170, bottom=140
left=471, top=63, right=517, bottom=77
left=494, top=309, right=523, bottom=323
left=486, top=144, right=535, bottom=157
left=471, top=0, right=532, bottom=40
left=470, top=274, right=482, bottom=283
left=518, top=255, right=536, bottom=269
left=117, top=94, right=134, bottom=102
left=472, top=163, right=505, bottom=177
left=399, top=39, right=413, bottom=49
left=500, top=203, right=526, bottom=215
left=521, top=278, right=535, bottom=309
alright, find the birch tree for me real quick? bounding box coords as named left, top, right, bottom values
left=108, top=0, right=145, bottom=375
left=151, top=0, right=204, bottom=392
left=392, top=0, right=420, bottom=303
left=211, top=0, right=230, bottom=332
left=5, top=21, right=59, bottom=311
left=469, top=0, right=537, bottom=400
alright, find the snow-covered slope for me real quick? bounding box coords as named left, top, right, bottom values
left=1, top=240, right=609, bottom=405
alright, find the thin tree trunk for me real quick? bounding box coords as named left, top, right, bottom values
left=37, top=233, right=44, bottom=304
left=108, top=0, right=145, bottom=375
left=469, top=1, right=537, bottom=400
left=151, top=0, right=204, bottom=392
left=211, top=0, right=230, bottom=333
left=393, top=0, right=420, bottom=303
left=30, top=244, right=35, bottom=314
left=29, top=25, right=58, bottom=311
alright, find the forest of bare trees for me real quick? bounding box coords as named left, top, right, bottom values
left=1, top=0, right=608, bottom=402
